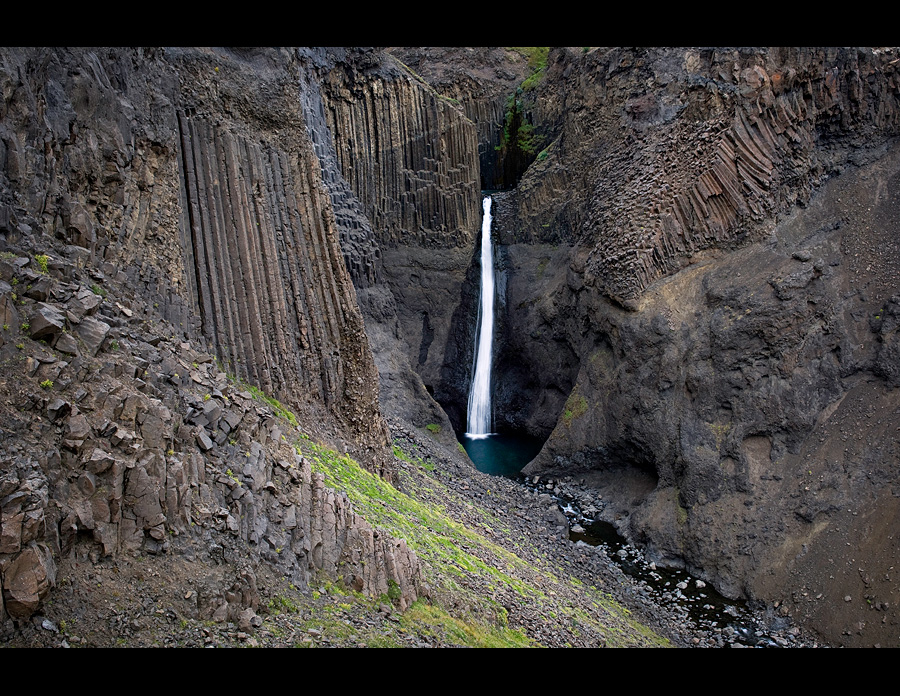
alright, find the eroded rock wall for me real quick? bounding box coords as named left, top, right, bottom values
left=502, top=47, right=900, bottom=305
left=0, top=46, right=420, bottom=628
left=503, top=47, right=900, bottom=646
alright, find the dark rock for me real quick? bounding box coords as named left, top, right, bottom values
left=28, top=303, right=66, bottom=342
left=45, top=399, right=71, bottom=422
left=73, top=316, right=110, bottom=356
left=54, top=331, right=79, bottom=356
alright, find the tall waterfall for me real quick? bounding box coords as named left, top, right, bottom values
left=466, top=196, right=495, bottom=438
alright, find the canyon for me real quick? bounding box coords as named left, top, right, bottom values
left=0, top=46, right=898, bottom=648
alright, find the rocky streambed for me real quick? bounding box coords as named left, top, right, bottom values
left=420, top=423, right=827, bottom=647
left=521, top=474, right=824, bottom=647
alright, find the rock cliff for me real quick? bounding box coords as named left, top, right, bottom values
left=0, top=47, right=422, bottom=629
left=363, top=45, right=900, bottom=646
left=483, top=47, right=900, bottom=646
left=308, top=48, right=485, bottom=436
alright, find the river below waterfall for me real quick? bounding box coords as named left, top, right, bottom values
left=458, top=433, right=810, bottom=646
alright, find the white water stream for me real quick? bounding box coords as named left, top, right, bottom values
left=466, top=196, right=495, bottom=438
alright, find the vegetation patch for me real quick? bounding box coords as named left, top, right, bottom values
left=510, top=47, right=549, bottom=92
left=400, top=599, right=533, bottom=648
left=34, top=254, right=49, bottom=275
left=562, top=389, right=588, bottom=427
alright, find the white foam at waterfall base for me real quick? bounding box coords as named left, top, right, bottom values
left=466, top=196, right=495, bottom=437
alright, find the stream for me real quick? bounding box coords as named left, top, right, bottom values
left=459, top=192, right=808, bottom=646
left=522, top=475, right=780, bottom=647
left=460, top=435, right=807, bottom=647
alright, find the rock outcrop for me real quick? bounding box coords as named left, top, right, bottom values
left=479, top=47, right=900, bottom=646
left=0, top=47, right=422, bottom=629
left=387, top=47, right=535, bottom=191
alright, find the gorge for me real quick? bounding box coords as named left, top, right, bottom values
left=1, top=46, right=899, bottom=648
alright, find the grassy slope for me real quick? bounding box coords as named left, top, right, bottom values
left=296, top=431, right=668, bottom=648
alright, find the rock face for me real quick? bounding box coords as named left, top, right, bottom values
left=386, top=47, right=535, bottom=191
left=0, top=47, right=422, bottom=627
left=2, top=45, right=900, bottom=648
left=303, top=49, right=486, bottom=438
left=478, top=47, right=900, bottom=646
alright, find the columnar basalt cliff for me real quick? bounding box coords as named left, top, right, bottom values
left=0, top=47, right=422, bottom=628
left=313, top=50, right=487, bottom=433
left=386, top=47, right=535, bottom=191
left=483, top=47, right=900, bottom=646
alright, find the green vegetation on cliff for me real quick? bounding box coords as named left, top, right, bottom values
left=509, top=47, right=549, bottom=91
left=294, top=430, right=668, bottom=647
left=497, top=48, right=548, bottom=165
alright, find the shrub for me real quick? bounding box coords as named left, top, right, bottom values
left=35, top=254, right=49, bottom=275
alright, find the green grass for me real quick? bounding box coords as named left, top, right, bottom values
left=562, top=390, right=588, bottom=427
left=400, top=599, right=532, bottom=648
left=510, top=47, right=549, bottom=91
left=268, top=593, right=300, bottom=615
left=296, top=435, right=667, bottom=647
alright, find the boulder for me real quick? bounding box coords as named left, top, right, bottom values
left=1, top=543, right=56, bottom=619
left=73, top=315, right=110, bottom=356
left=28, top=303, right=66, bottom=342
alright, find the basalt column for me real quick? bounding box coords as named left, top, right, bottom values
left=319, top=57, right=483, bottom=430
left=176, top=111, right=390, bottom=471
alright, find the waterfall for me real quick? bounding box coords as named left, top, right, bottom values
left=466, top=196, right=495, bottom=438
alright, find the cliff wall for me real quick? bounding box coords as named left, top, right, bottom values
left=489, top=47, right=900, bottom=646
left=314, top=50, right=485, bottom=433
left=386, top=47, right=534, bottom=191
left=0, top=47, right=421, bottom=628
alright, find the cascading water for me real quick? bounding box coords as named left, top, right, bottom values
left=460, top=196, right=544, bottom=477
left=466, top=196, right=495, bottom=438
